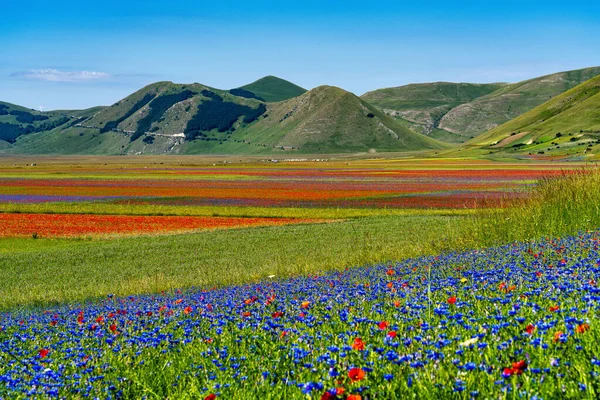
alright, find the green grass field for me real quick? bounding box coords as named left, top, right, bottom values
left=0, top=214, right=468, bottom=310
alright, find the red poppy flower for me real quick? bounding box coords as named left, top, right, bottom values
left=244, top=296, right=258, bottom=305
left=378, top=321, right=389, bottom=330
left=524, top=324, right=535, bottom=335
left=347, top=395, right=362, bottom=400
left=386, top=269, right=395, bottom=276
left=351, top=338, right=365, bottom=351
left=447, top=296, right=457, bottom=305
left=387, top=331, right=397, bottom=338
left=204, top=394, right=216, bottom=400
left=49, top=320, right=57, bottom=327
left=95, top=316, right=104, bottom=324
left=512, top=360, right=527, bottom=373
left=336, top=388, right=345, bottom=395
left=549, top=305, right=559, bottom=312
left=393, top=300, right=401, bottom=307
left=39, top=348, right=49, bottom=358
left=242, top=311, right=251, bottom=318
left=183, top=306, right=193, bottom=315
left=109, top=324, right=118, bottom=334
left=272, top=311, right=284, bottom=318
left=348, top=368, right=366, bottom=382
left=301, top=301, right=310, bottom=309
left=320, top=392, right=335, bottom=400
left=576, top=323, right=590, bottom=334
left=280, top=331, right=288, bottom=338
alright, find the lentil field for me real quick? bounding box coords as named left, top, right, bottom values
left=0, top=156, right=598, bottom=399
left=0, top=158, right=571, bottom=217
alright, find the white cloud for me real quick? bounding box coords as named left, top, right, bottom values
left=11, top=69, right=112, bottom=83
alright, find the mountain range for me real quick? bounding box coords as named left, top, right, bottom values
left=1, top=67, right=600, bottom=158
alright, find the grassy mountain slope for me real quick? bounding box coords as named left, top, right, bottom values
left=231, top=86, right=447, bottom=153
left=362, top=67, right=600, bottom=144
left=361, top=82, right=505, bottom=141
left=4, top=83, right=443, bottom=155
left=238, top=76, right=307, bottom=102
left=3, top=82, right=268, bottom=155
left=463, top=74, right=600, bottom=158
left=0, top=101, right=99, bottom=147
left=439, top=67, right=600, bottom=138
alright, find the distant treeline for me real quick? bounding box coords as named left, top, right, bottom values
left=100, top=93, right=157, bottom=133
left=229, top=88, right=265, bottom=102
left=9, top=110, right=49, bottom=123
left=184, top=90, right=266, bottom=140
left=0, top=116, right=70, bottom=143
left=0, top=122, right=27, bottom=142
left=36, top=116, right=70, bottom=132
left=131, top=90, right=196, bottom=142
left=0, top=105, right=50, bottom=123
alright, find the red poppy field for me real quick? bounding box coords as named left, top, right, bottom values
left=0, top=158, right=583, bottom=237
left=0, top=213, right=320, bottom=238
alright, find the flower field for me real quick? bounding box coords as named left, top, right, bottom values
left=0, top=213, right=320, bottom=238
left=0, top=158, right=574, bottom=238
left=1, top=158, right=598, bottom=399
left=0, top=159, right=576, bottom=212
left=1, top=230, right=599, bottom=398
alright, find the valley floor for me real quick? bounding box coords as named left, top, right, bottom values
left=0, top=155, right=583, bottom=308
left=1, top=155, right=600, bottom=398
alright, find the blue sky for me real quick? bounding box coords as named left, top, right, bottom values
left=2, top=0, right=600, bottom=110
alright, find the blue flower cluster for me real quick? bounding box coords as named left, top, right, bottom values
left=1, top=232, right=599, bottom=398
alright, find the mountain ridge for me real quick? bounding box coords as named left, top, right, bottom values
left=362, top=66, right=600, bottom=143
left=2, top=81, right=445, bottom=155
left=3, top=68, right=600, bottom=157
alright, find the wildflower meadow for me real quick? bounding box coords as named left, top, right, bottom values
left=1, top=158, right=599, bottom=399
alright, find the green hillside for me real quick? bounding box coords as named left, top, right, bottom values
left=464, top=74, right=600, bottom=158
left=3, top=82, right=444, bottom=155
left=361, top=82, right=505, bottom=142
left=7, top=81, right=267, bottom=155
left=363, top=67, right=600, bottom=144
left=439, top=66, right=600, bottom=139
left=7, top=67, right=598, bottom=157
left=230, top=85, right=447, bottom=153
left=0, top=101, right=100, bottom=148
left=237, top=76, right=307, bottom=102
